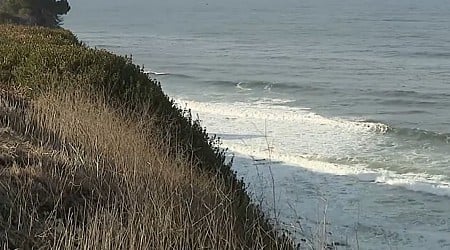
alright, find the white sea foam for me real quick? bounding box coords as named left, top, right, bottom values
left=175, top=97, right=450, bottom=197
left=144, top=70, right=168, bottom=75
left=226, top=141, right=450, bottom=197
left=263, top=83, right=273, bottom=91
left=375, top=174, right=450, bottom=197
left=253, top=98, right=296, bottom=105
left=235, top=82, right=252, bottom=91
left=176, top=98, right=389, bottom=134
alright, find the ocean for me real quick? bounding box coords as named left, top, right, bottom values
left=63, top=0, right=450, bottom=248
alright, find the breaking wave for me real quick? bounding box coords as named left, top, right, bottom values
left=174, top=98, right=450, bottom=197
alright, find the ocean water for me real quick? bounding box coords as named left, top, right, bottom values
left=64, top=0, right=450, bottom=248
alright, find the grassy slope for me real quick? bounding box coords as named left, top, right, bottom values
left=0, top=25, right=293, bottom=249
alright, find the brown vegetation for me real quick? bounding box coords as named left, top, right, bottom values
left=0, top=24, right=293, bottom=249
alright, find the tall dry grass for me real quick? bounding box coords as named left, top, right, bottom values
left=0, top=24, right=294, bottom=249
left=0, top=86, right=293, bottom=249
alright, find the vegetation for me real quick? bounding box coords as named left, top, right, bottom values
left=0, top=0, right=70, bottom=27
left=0, top=24, right=293, bottom=249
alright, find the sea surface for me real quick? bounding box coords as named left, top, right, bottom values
left=64, top=0, right=450, bottom=249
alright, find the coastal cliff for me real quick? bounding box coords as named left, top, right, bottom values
left=0, top=25, right=292, bottom=249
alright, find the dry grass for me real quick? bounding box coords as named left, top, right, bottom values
left=0, top=24, right=294, bottom=249
left=0, top=85, right=292, bottom=250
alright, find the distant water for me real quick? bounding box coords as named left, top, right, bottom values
left=64, top=0, right=450, bottom=248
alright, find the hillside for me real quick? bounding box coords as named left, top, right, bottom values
left=0, top=25, right=293, bottom=249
